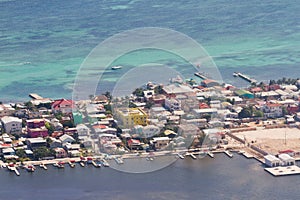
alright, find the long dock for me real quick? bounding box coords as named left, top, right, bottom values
left=233, top=72, right=257, bottom=84
left=242, top=152, right=254, bottom=159
left=29, top=93, right=44, bottom=100
left=8, top=166, right=20, bottom=176
left=194, top=72, right=209, bottom=80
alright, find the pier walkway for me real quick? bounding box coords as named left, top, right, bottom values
left=233, top=72, right=257, bottom=84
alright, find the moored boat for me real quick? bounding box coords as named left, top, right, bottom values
left=25, top=165, right=35, bottom=172
left=101, top=159, right=109, bottom=167
left=39, top=163, right=48, bottom=170
left=53, top=162, right=65, bottom=169
left=111, top=65, right=122, bottom=70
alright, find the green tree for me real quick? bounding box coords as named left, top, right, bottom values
left=145, top=100, right=154, bottom=109
left=254, top=110, right=264, bottom=118
left=15, top=149, right=27, bottom=159
left=154, top=85, right=163, bottom=94
left=33, top=147, right=55, bottom=160
left=282, top=107, right=288, bottom=116
left=129, top=101, right=137, bottom=108
left=133, top=88, right=144, bottom=97
left=238, top=107, right=252, bottom=118
left=103, top=91, right=112, bottom=101
left=24, top=101, right=36, bottom=111
left=45, top=121, right=55, bottom=135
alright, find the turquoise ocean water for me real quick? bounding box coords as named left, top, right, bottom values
left=0, top=0, right=299, bottom=102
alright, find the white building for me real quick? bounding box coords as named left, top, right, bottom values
left=59, top=134, right=75, bottom=144
left=264, top=154, right=281, bottom=167
left=178, top=124, right=200, bottom=136
left=0, top=104, right=15, bottom=117
left=278, top=153, right=295, bottom=166
left=262, top=103, right=283, bottom=118
left=152, top=137, right=170, bottom=149
left=210, top=100, right=221, bottom=109
left=134, top=124, right=160, bottom=138
left=76, top=124, right=89, bottom=136
left=165, top=98, right=181, bottom=111
left=1, top=116, right=22, bottom=134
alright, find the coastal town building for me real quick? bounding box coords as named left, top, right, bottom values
left=151, top=137, right=170, bottom=150
left=54, top=147, right=67, bottom=158
left=76, top=124, right=89, bottom=136
left=0, top=104, right=15, bottom=117
left=127, top=139, right=142, bottom=150
left=164, top=98, right=181, bottom=111
left=26, top=137, right=47, bottom=150
left=201, top=79, right=220, bottom=88
left=178, top=124, right=200, bottom=136
left=1, top=116, right=22, bottom=134
left=51, top=99, right=74, bottom=114
left=278, top=153, right=295, bottom=166
left=116, top=108, right=148, bottom=128
left=162, top=84, right=194, bottom=98
left=59, top=134, right=75, bottom=144
left=26, top=119, right=48, bottom=138
left=91, top=95, right=109, bottom=104
left=235, top=89, right=254, bottom=99
left=264, top=154, right=281, bottom=167
left=72, top=112, right=83, bottom=125
left=262, top=103, right=283, bottom=118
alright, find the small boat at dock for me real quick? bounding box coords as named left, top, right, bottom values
left=224, top=150, right=233, bottom=158
left=177, top=153, right=185, bottom=159
left=87, top=157, right=93, bottom=164
left=68, top=161, right=75, bottom=168
left=7, top=164, right=20, bottom=176
left=79, top=161, right=85, bottom=167
left=92, top=160, right=101, bottom=168
left=53, top=162, right=65, bottom=169
left=207, top=152, right=214, bottom=158
left=114, top=157, right=124, bottom=164
left=39, top=163, right=48, bottom=170
left=111, top=65, right=122, bottom=70
left=101, top=159, right=109, bottom=167
left=187, top=153, right=197, bottom=159
left=24, top=165, right=35, bottom=172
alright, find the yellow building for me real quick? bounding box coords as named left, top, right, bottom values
left=116, top=108, right=148, bottom=128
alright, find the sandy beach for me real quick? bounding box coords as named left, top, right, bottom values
left=234, top=128, right=300, bottom=155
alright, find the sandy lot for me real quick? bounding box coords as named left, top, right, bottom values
left=233, top=128, right=300, bottom=155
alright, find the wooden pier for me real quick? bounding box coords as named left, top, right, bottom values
left=194, top=72, right=209, bottom=80
left=101, top=159, right=110, bottom=167
left=242, top=152, right=254, bottom=159
left=114, top=157, right=124, bottom=164
left=79, top=162, right=85, bottom=167
left=39, top=163, right=48, bottom=170
left=68, top=161, right=75, bottom=168
left=92, top=160, right=101, bottom=168
left=265, top=165, right=300, bottom=176
left=233, top=72, right=257, bottom=84
left=207, top=152, right=214, bottom=158
left=7, top=165, right=20, bottom=176
left=186, top=153, right=197, bottom=159
left=224, top=150, right=233, bottom=158
left=177, top=153, right=185, bottom=159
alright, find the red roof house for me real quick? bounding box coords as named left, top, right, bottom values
left=51, top=99, right=74, bottom=114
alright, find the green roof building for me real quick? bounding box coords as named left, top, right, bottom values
left=235, top=89, right=254, bottom=99
left=72, top=112, right=83, bottom=125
